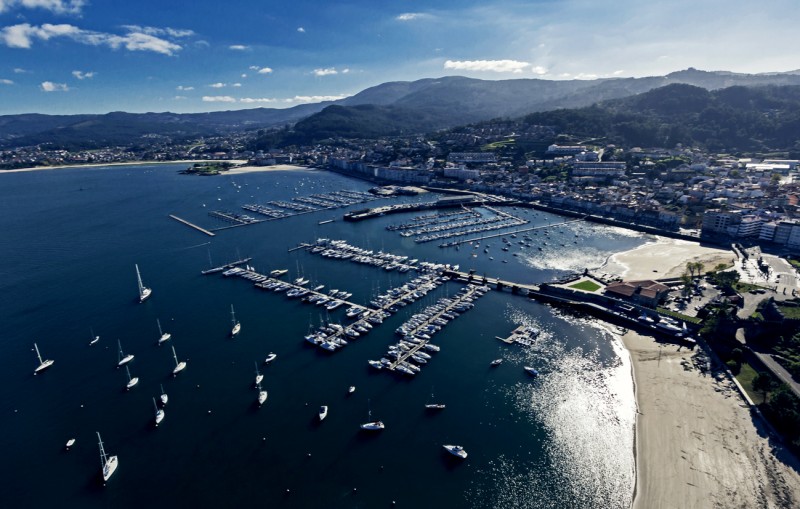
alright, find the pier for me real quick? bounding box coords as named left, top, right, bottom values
left=169, top=214, right=216, bottom=236
left=438, top=217, right=586, bottom=247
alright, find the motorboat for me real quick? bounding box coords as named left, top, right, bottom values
left=348, top=386, right=356, bottom=394
left=443, top=444, right=468, bottom=459
left=264, top=353, right=277, bottom=364
left=490, top=359, right=503, bottom=366
left=524, top=366, right=539, bottom=377
left=368, top=360, right=383, bottom=370
left=65, top=438, right=76, bottom=449
left=319, top=405, right=328, bottom=421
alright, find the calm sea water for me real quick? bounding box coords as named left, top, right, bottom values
left=0, top=164, right=646, bottom=508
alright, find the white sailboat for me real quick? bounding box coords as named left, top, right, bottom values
left=33, top=342, right=54, bottom=374
left=254, top=362, right=263, bottom=386
left=157, top=319, right=171, bottom=344
left=171, top=345, right=186, bottom=375
left=257, top=380, right=267, bottom=406
left=89, top=328, right=100, bottom=346
left=135, top=264, right=152, bottom=303
left=125, top=365, right=138, bottom=390
left=230, top=304, right=241, bottom=337
left=97, top=432, right=118, bottom=482
left=425, top=388, right=446, bottom=410
left=153, top=397, right=165, bottom=426
left=360, top=400, right=384, bottom=431
left=160, top=384, right=168, bottom=406
left=117, top=339, right=134, bottom=367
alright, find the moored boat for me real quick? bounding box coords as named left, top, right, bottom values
left=443, top=444, right=468, bottom=459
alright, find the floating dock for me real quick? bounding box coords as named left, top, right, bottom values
left=169, top=215, right=216, bottom=236
left=496, top=324, right=539, bottom=346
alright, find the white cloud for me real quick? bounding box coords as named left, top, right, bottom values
left=202, top=95, right=236, bottom=103
left=285, top=94, right=348, bottom=104
left=531, top=65, right=548, bottom=75
left=71, top=70, right=94, bottom=80
left=13, top=67, right=28, bottom=73
left=613, top=69, right=625, bottom=76
left=297, top=27, right=305, bottom=33
left=0, top=78, right=13, bottom=85
left=231, top=82, right=242, bottom=87
left=239, top=97, right=277, bottom=103
left=209, top=82, right=226, bottom=88
left=257, top=67, right=273, bottom=74
left=0, top=23, right=183, bottom=55
left=443, top=59, right=531, bottom=73
left=396, top=13, right=427, bottom=21
left=40, top=81, right=68, bottom=92
left=229, top=44, right=248, bottom=50
left=342, top=68, right=350, bottom=74
left=0, top=0, right=86, bottom=15
left=176, top=85, right=194, bottom=91
left=241, top=73, right=247, bottom=78
left=313, top=67, right=338, bottom=76
left=174, top=95, right=187, bottom=100
left=121, top=25, right=194, bottom=38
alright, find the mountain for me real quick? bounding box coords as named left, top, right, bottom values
left=523, top=83, right=800, bottom=153
left=5, top=69, right=800, bottom=149
left=274, top=69, right=800, bottom=144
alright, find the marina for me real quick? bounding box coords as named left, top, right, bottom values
left=2, top=163, right=643, bottom=509
left=496, top=324, right=540, bottom=346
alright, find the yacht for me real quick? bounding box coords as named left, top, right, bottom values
left=360, top=401, right=384, bottom=431
left=89, top=328, right=100, bottom=346
left=443, top=444, right=468, bottom=459
left=269, top=269, right=288, bottom=277
left=230, top=304, right=241, bottom=337
left=33, top=343, right=54, bottom=374
left=97, top=432, right=118, bottom=482
left=125, top=365, right=138, bottom=390
left=264, top=352, right=277, bottom=364
left=490, top=358, right=503, bottom=366
left=117, top=340, right=134, bottom=367
left=257, top=380, right=268, bottom=406
left=65, top=438, right=76, bottom=449
left=254, top=362, right=264, bottom=386
left=135, top=264, right=152, bottom=303
left=524, top=366, right=539, bottom=377
left=153, top=398, right=165, bottom=426
left=157, top=319, right=171, bottom=344
left=368, top=359, right=384, bottom=370
left=171, top=345, right=186, bottom=375
left=160, top=384, right=168, bottom=406
left=318, top=405, right=328, bottom=421
left=348, top=386, right=356, bottom=394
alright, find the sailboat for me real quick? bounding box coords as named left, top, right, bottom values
left=33, top=342, right=54, bottom=374
left=135, top=264, right=152, bottom=303
left=117, top=339, right=134, bottom=367
left=171, top=345, right=186, bottom=375
left=230, top=304, right=241, bottom=337
left=360, top=400, right=384, bottom=431
left=157, top=319, right=171, bottom=344
left=89, top=328, right=100, bottom=346
left=254, top=362, right=263, bottom=386
left=424, top=388, right=446, bottom=410
left=97, top=432, right=118, bottom=482
left=160, top=384, right=168, bottom=406
left=125, top=365, right=138, bottom=390
left=257, top=380, right=267, bottom=406
left=153, top=397, right=165, bottom=426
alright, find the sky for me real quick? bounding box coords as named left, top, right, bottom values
left=0, top=0, right=798, bottom=115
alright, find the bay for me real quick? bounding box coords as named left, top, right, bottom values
left=0, top=164, right=646, bottom=508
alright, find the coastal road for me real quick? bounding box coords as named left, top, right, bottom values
left=753, top=351, right=800, bottom=400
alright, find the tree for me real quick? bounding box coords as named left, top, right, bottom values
left=752, top=372, right=774, bottom=399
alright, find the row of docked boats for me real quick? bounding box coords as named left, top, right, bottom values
left=413, top=213, right=528, bottom=244
left=307, top=238, right=453, bottom=274
left=386, top=209, right=481, bottom=231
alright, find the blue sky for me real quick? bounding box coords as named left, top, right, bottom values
left=0, top=0, right=798, bottom=114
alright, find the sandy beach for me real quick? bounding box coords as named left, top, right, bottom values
left=0, top=159, right=223, bottom=174
left=601, top=237, right=736, bottom=280
left=621, top=330, right=800, bottom=508
left=224, top=164, right=313, bottom=175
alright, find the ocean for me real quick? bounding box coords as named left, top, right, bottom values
left=0, top=164, right=646, bottom=508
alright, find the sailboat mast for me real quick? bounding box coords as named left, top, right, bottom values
left=97, top=432, right=107, bottom=464
left=172, top=345, right=178, bottom=365
left=135, top=264, right=144, bottom=294
left=34, top=343, right=43, bottom=364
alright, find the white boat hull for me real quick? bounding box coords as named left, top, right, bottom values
left=103, top=455, right=118, bottom=481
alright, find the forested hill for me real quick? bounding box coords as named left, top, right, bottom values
left=523, top=84, right=800, bottom=153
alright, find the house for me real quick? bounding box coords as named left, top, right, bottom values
left=604, top=280, right=670, bottom=307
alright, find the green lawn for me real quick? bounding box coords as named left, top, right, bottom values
left=569, top=280, right=602, bottom=292
left=735, top=362, right=765, bottom=405
left=777, top=305, right=800, bottom=320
